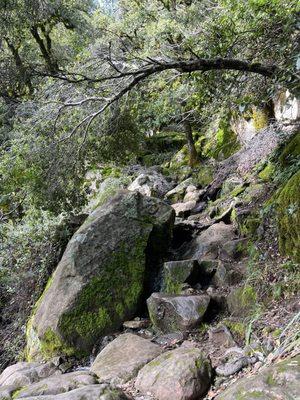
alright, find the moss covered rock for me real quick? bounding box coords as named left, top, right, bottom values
left=276, top=170, right=300, bottom=262
left=26, top=191, right=174, bottom=361
left=203, top=117, right=240, bottom=161
left=258, top=162, right=275, bottom=181
left=86, top=176, right=131, bottom=212
left=162, top=260, right=199, bottom=294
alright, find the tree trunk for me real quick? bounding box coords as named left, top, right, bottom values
left=183, top=119, right=199, bottom=167
left=30, top=26, right=58, bottom=74
left=5, top=38, right=33, bottom=95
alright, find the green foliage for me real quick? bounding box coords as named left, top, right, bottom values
left=0, top=210, right=69, bottom=298
left=252, top=108, right=269, bottom=130
left=0, top=0, right=94, bottom=97
left=0, top=209, right=74, bottom=367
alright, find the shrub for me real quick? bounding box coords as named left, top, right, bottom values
left=0, top=209, right=78, bottom=370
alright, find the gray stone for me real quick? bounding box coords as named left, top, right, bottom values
left=0, top=362, right=59, bottom=388
left=135, top=347, right=212, bottom=400
left=211, top=264, right=228, bottom=287
left=172, top=201, right=197, bottom=217
left=183, top=187, right=203, bottom=203
left=147, top=293, right=210, bottom=333
left=18, top=384, right=128, bottom=400
left=90, top=333, right=162, bottom=384
left=15, top=371, right=96, bottom=398
left=219, top=238, right=248, bottom=261
left=152, top=332, right=185, bottom=347
left=215, top=356, right=257, bottom=377
left=128, top=171, right=173, bottom=198
left=26, top=191, right=174, bottom=360
left=181, top=222, right=237, bottom=261
left=208, top=325, right=236, bottom=349
left=165, top=178, right=194, bottom=203
left=123, top=319, right=150, bottom=330
left=215, top=356, right=300, bottom=399
left=162, top=260, right=199, bottom=294
left=0, top=385, right=19, bottom=400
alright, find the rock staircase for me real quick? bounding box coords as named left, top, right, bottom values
left=0, top=169, right=299, bottom=400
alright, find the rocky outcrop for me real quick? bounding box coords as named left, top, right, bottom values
left=165, top=178, right=195, bottom=203
left=135, top=347, right=212, bottom=400
left=147, top=293, right=210, bottom=333
left=0, top=363, right=129, bottom=400
left=26, top=191, right=174, bottom=360
left=90, top=333, right=161, bottom=384
left=215, top=356, right=300, bottom=399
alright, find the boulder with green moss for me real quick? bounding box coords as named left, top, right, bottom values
left=162, top=260, right=199, bottom=294
left=85, top=176, right=131, bottom=212
left=276, top=170, right=300, bottom=262
left=215, top=355, right=300, bottom=400
left=203, top=116, right=240, bottom=161
left=26, top=191, right=175, bottom=361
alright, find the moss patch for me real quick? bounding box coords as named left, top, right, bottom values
left=58, top=237, right=148, bottom=351
left=275, top=170, right=300, bottom=262
left=223, top=319, right=246, bottom=341
left=40, top=328, right=76, bottom=359
left=258, top=163, right=275, bottom=181
left=196, top=165, right=214, bottom=187
left=203, top=116, right=240, bottom=161
left=252, top=108, right=269, bottom=130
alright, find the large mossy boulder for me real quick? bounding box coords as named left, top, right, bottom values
left=26, top=191, right=174, bottom=361
left=276, top=170, right=300, bottom=262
